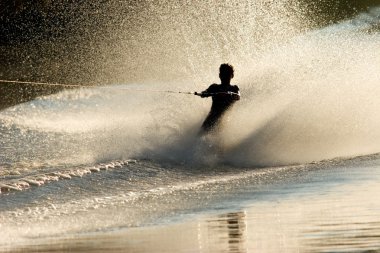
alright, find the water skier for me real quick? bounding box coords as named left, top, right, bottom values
left=195, top=63, right=240, bottom=134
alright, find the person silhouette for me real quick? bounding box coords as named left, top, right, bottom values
left=195, top=64, right=240, bottom=134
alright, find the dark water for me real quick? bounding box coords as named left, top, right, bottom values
left=1, top=1, right=380, bottom=110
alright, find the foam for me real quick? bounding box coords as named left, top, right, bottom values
left=0, top=160, right=137, bottom=195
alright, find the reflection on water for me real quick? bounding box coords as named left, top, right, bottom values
left=5, top=165, right=380, bottom=253
left=207, top=212, right=247, bottom=253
